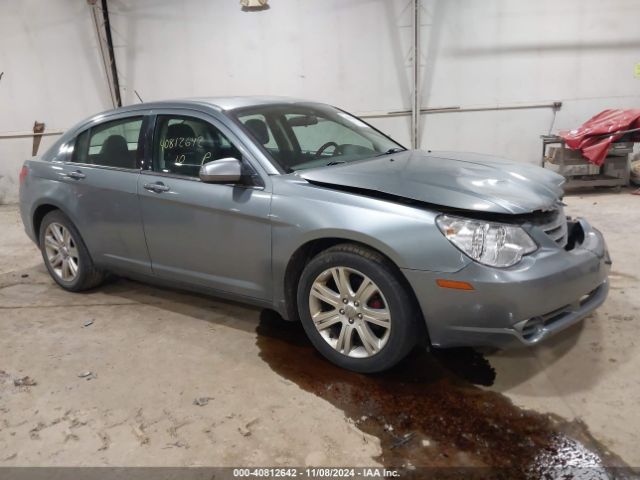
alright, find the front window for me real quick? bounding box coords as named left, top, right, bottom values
left=152, top=115, right=242, bottom=178
left=235, top=104, right=404, bottom=172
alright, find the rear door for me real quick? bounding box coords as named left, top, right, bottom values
left=58, top=114, right=152, bottom=275
left=137, top=109, right=272, bottom=300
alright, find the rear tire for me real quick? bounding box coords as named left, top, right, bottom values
left=297, top=243, right=419, bottom=373
left=39, top=210, right=104, bottom=292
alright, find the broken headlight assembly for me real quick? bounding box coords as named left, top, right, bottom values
left=436, top=215, right=537, bottom=268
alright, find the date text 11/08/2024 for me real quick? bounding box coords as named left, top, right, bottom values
left=232, top=468, right=401, bottom=478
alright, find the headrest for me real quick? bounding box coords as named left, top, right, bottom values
left=244, top=118, right=269, bottom=145
left=166, top=123, right=196, bottom=141
left=101, top=135, right=129, bottom=156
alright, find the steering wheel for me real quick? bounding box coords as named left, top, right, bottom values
left=315, top=141, right=340, bottom=158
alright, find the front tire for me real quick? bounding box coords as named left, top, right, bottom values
left=297, top=243, right=419, bottom=373
left=39, top=210, right=104, bottom=292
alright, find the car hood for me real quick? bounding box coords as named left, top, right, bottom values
left=298, top=150, right=565, bottom=214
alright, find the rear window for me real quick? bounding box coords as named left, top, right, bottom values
left=71, top=117, right=143, bottom=169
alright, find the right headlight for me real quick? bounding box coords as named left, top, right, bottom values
left=436, top=214, right=537, bottom=268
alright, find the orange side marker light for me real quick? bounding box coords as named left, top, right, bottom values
left=436, top=279, right=475, bottom=291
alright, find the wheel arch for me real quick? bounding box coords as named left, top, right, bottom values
left=281, top=236, right=430, bottom=346
left=32, top=203, right=63, bottom=240
left=32, top=201, right=85, bottom=242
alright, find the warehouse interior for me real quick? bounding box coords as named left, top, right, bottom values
left=1, top=0, right=639, bottom=477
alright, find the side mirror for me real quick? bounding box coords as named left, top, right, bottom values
left=199, top=158, right=242, bottom=183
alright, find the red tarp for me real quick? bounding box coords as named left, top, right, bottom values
left=559, top=109, right=640, bottom=166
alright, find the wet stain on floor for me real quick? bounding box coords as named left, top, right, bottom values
left=256, top=311, right=633, bottom=479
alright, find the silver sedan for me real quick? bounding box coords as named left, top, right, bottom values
left=18, top=97, right=610, bottom=372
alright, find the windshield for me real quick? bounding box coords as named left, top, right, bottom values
left=234, top=104, right=405, bottom=172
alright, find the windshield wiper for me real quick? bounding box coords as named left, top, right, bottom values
left=326, top=160, right=346, bottom=166
left=377, top=147, right=405, bottom=156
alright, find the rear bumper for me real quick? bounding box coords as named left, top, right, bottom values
left=18, top=172, right=37, bottom=244
left=403, top=218, right=611, bottom=349
left=19, top=200, right=37, bottom=244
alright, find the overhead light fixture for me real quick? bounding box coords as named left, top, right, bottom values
left=240, top=0, right=269, bottom=11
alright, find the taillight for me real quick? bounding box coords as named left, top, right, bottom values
left=19, top=165, right=28, bottom=185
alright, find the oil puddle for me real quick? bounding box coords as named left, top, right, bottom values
left=256, top=310, right=633, bottom=479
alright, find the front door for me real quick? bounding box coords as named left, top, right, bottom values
left=138, top=111, right=272, bottom=301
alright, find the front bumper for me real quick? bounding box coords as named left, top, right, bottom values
left=403, top=218, right=611, bottom=349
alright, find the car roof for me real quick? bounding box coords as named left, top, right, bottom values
left=190, top=96, right=315, bottom=111
left=99, top=96, right=319, bottom=116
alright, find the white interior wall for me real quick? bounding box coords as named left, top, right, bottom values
left=420, top=0, right=640, bottom=163
left=108, top=0, right=413, bottom=115
left=0, top=0, right=111, bottom=203
left=1, top=0, right=638, bottom=203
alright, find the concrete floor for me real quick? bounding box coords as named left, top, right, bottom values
left=0, top=191, right=638, bottom=469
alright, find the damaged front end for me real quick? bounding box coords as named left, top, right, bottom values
left=303, top=176, right=580, bottom=255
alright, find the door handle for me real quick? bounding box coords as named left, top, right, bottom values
left=66, top=170, right=86, bottom=180
left=143, top=182, right=171, bottom=193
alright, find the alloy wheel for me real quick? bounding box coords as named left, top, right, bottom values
left=308, top=266, right=391, bottom=358
left=43, top=222, right=80, bottom=282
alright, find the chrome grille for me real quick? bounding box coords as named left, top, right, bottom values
left=540, top=207, right=568, bottom=248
